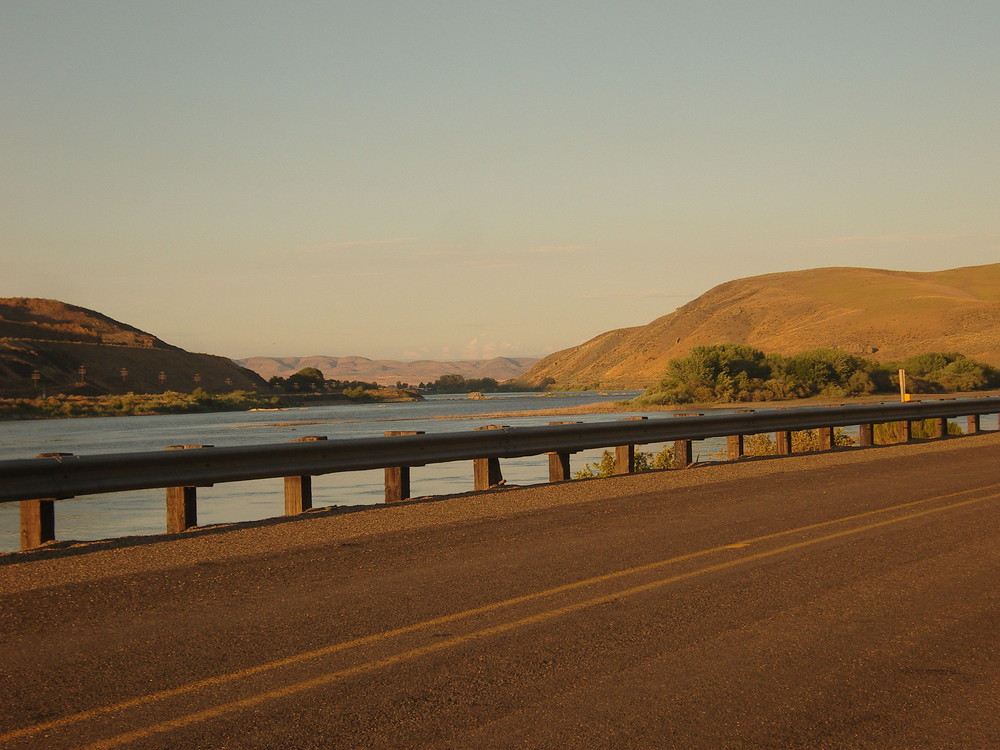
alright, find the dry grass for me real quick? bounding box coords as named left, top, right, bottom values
left=524, top=263, right=1000, bottom=390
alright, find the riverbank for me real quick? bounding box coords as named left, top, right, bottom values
left=0, top=387, right=423, bottom=421
left=447, top=389, right=1000, bottom=422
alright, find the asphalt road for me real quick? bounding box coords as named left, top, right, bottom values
left=1, top=433, right=999, bottom=749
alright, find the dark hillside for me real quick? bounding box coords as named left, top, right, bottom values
left=0, top=299, right=265, bottom=396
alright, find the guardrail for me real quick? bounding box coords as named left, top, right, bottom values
left=2, top=397, right=997, bottom=550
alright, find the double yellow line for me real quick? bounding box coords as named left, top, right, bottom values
left=4, top=482, right=998, bottom=749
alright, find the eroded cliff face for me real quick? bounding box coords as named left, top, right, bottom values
left=520, top=263, right=1000, bottom=390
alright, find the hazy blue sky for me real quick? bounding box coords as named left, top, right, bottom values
left=3, top=2, right=998, bottom=360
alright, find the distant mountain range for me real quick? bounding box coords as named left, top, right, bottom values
left=237, top=355, right=541, bottom=386
left=0, top=298, right=539, bottom=395
left=520, top=262, right=1000, bottom=390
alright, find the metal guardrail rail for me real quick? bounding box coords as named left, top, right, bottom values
left=3, top=396, right=998, bottom=550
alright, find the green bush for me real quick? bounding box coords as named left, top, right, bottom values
left=574, top=445, right=674, bottom=478
left=721, top=428, right=856, bottom=457
left=873, top=418, right=963, bottom=443
left=636, top=346, right=999, bottom=406
left=0, top=390, right=281, bottom=420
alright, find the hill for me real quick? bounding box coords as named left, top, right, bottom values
left=520, top=263, right=1000, bottom=390
left=237, top=355, right=541, bottom=386
left=0, top=298, right=266, bottom=396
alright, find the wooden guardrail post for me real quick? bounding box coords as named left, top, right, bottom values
left=615, top=417, right=647, bottom=474
left=614, top=444, right=634, bottom=474
left=384, top=431, right=424, bottom=502
left=727, top=434, right=744, bottom=460
left=546, top=422, right=580, bottom=482
left=673, top=413, right=705, bottom=466
left=818, top=426, right=834, bottom=451
left=165, top=445, right=213, bottom=533
left=775, top=430, right=792, bottom=455
left=20, top=499, right=55, bottom=550
left=897, top=420, right=912, bottom=443
left=931, top=417, right=947, bottom=439
left=728, top=410, right=753, bottom=460
left=967, top=414, right=981, bottom=434
left=19, top=452, right=73, bottom=549
left=673, top=439, right=693, bottom=469
left=284, top=436, right=327, bottom=514
left=473, top=425, right=506, bottom=490
left=858, top=423, right=874, bottom=447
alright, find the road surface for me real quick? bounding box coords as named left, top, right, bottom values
left=1, top=432, right=999, bottom=748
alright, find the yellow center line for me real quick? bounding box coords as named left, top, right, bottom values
left=2, top=481, right=998, bottom=746
left=77, top=490, right=997, bottom=750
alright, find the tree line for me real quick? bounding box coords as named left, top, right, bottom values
left=266, top=368, right=531, bottom=395
left=635, top=345, right=1000, bottom=406
left=416, top=373, right=528, bottom=394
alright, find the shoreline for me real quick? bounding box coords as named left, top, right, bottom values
left=415, top=388, right=1000, bottom=422
left=2, top=388, right=997, bottom=424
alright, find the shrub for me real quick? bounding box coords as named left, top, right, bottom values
left=573, top=445, right=675, bottom=478
left=636, top=346, right=999, bottom=406
left=874, top=419, right=963, bottom=443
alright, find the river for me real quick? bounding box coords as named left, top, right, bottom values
left=2, top=391, right=703, bottom=553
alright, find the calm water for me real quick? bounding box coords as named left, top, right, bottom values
left=0, top=391, right=682, bottom=552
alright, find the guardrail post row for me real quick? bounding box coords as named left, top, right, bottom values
left=615, top=417, right=647, bottom=474
left=284, top=436, right=327, bottom=514
left=546, top=422, right=580, bottom=482
left=165, top=445, right=213, bottom=533
left=6, top=397, right=1000, bottom=549
left=473, top=426, right=506, bottom=490
left=19, top=452, right=72, bottom=549
left=384, top=431, right=424, bottom=502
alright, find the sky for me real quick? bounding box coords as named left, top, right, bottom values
left=2, top=2, right=998, bottom=361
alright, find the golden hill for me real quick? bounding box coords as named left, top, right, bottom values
left=521, top=263, right=1000, bottom=390
left=0, top=298, right=266, bottom=396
